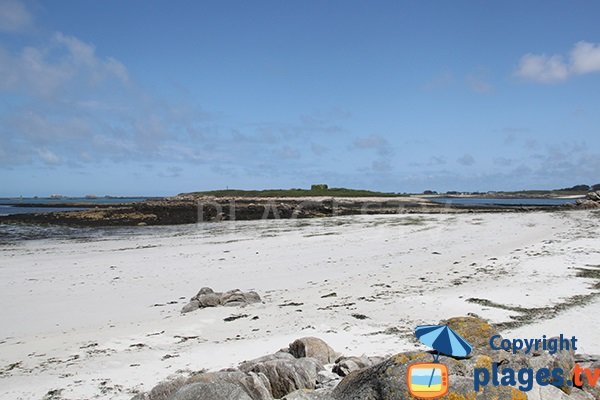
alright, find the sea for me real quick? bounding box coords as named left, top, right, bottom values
left=429, top=197, right=579, bottom=207
left=0, top=197, right=156, bottom=243
left=0, top=197, right=154, bottom=216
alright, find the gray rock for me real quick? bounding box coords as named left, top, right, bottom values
left=246, top=357, right=323, bottom=398
left=197, top=293, right=221, bottom=308
left=282, top=389, right=334, bottom=400
left=569, top=388, right=596, bottom=400
left=145, top=377, right=188, bottom=400
left=136, top=315, right=597, bottom=400
left=185, top=371, right=272, bottom=400
left=574, top=353, right=600, bottom=364
left=170, top=381, right=253, bottom=400
left=239, top=352, right=296, bottom=372
left=181, top=287, right=261, bottom=314
left=316, top=370, right=341, bottom=391
left=579, top=366, right=600, bottom=400
left=331, top=351, right=524, bottom=400
left=331, top=356, right=383, bottom=377
left=289, top=337, right=338, bottom=364
left=133, top=370, right=271, bottom=400
left=196, top=287, right=215, bottom=296
left=440, top=315, right=500, bottom=357
left=221, top=289, right=261, bottom=307
left=576, top=199, right=600, bottom=209
left=527, top=383, right=571, bottom=400
left=527, top=337, right=575, bottom=394
left=586, top=191, right=600, bottom=202
left=181, top=300, right=200, bottom=314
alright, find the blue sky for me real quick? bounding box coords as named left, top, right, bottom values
left=1, top=0, right=599, bottom=196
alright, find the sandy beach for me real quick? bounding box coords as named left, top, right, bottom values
left=1, top=210, right=599, bottom=399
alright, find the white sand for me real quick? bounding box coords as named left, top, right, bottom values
left=0, top=210, right=599, bottom=399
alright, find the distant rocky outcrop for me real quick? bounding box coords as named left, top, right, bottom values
left=131, top=316, right=598, bottom=400
left=1, top=194, right=552, bottom=227
left=181, top=287, right=261, bottom=314
left=574, top=191, right=600, bottom=209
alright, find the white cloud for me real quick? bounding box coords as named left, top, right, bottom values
left=0, top=10, right=345, bottom=176
left=17, top=46, right=75, bottom=96
left=54, top=32, right=97, bottom=66
left=515, top=54, right=569, bottom=83
left=37, top=148, right=61, bottom=165
left=53, top=32, right=129, bottom=84
left=51, top=33, right=129, bottom=84
left=105, top=57, right=129, bottom=83
left=0, top=0, right=32, bottom=32
left=10, top=111, right=91, bottom=143
left=0, top=5, right=197, bottom=170
left=0, top=32, right=129, bottom=98
left=570, top=41, right=600, bottom=75
left=515, top=41, right=600, bottom=83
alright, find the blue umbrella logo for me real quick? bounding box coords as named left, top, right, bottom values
left=415, top=324, right=473, bottom=361
left=407, top=324, right=471, bottom=396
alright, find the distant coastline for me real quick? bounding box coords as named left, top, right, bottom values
left=0, top=186, right=596, bottom=227
left=0, top=196, right=160, bottom=205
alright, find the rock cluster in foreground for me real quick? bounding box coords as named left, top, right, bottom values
left=131, top=316, right=599, bottom=400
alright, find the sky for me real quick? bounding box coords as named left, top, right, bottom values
left=0, top=0, right=599, bottom=196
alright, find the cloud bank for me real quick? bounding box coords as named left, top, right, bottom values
left=0, top=0, right=32, bottom=32
left=515, top=41, right=600, bottom=83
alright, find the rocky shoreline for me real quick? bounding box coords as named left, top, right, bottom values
left=131, top=316, right=599, bottom=400
left=0, top=194, right=579, bottom=227
left=574, top=191, right=600, bottom=209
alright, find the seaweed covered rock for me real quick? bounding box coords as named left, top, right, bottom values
left=331, top=351, right=527, bottom=400
left=441, top=316, right=499, bottom=356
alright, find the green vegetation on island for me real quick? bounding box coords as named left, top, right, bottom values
left=181, top=185, right=403, bottom=198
